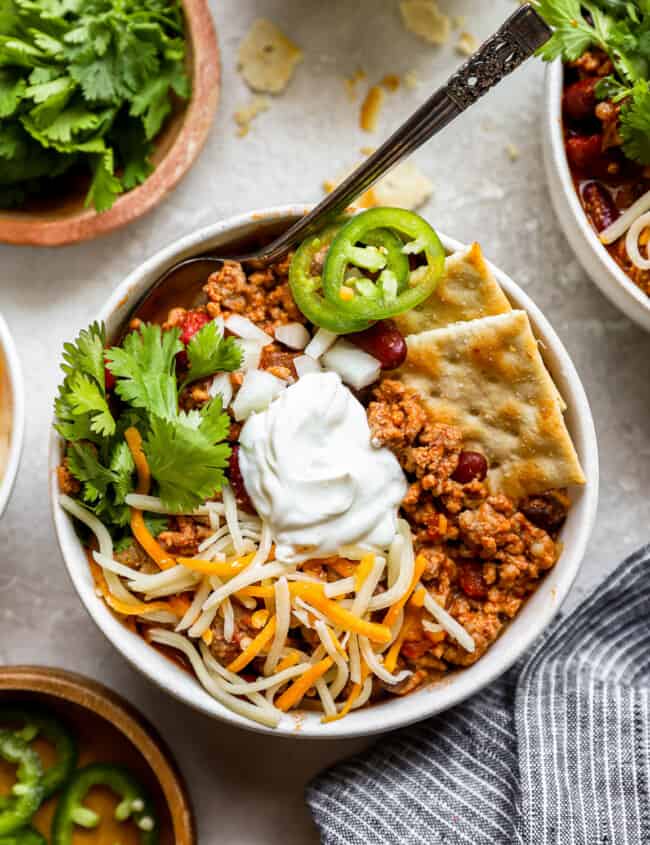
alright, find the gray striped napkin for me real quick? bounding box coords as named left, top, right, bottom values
left=307, top=545, right=650, bottom=845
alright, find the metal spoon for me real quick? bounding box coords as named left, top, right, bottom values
left=131, top=4, right=551, bottom=319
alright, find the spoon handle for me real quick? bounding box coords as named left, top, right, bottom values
left=259, top=4, right=552, bottom=261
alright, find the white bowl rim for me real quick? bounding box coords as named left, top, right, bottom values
left=544, top=60, right=650, bottom=329
left=0, top=313, right=24, bottom=519
left=49, top=204, right=599, bottom=740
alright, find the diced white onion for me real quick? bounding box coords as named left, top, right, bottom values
left=293, top=354, right=322, bottom=379
left=237, top=338, right=264, bottom=373
left=275, top=322, right=310, bottom=350
left=232, top=369, right=287, bottom=421
left=208, top=373, right=233, bottom=408
left=225, top=314, right=273, bottom=345
left=422, top=591, right=475, bottom=653
left=625, top=210, right=650, bottom=270
left=322, top=339, right=381, bottom=390
left=304, top=327, right=337, bottom=360
left=600, top=187, right=650, bottom=244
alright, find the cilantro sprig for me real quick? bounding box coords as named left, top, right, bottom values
left=535, top=0, right=650, bottom=165
left=55, top=319, right=241, bottom=536
left=0, top=0, right=190, bottom=211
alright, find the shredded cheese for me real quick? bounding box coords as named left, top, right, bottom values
left=227, top=616, right=277, bottom=673
left=275, top=657, right=334, bottom=712
left=383, top=553, right=427, bottom=628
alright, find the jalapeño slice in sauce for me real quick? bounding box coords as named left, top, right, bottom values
left=322, top=208, right=445, bottom=321
left=0, top=732, right=44, bottom=836
left=289, top=224, right=372, bottom=334
left=51, top=763, right=158, bottom=845
left=0, top=706, right=77, bottom=799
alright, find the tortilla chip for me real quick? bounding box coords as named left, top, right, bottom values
left=324, top=160, right=432, bottom=212
left=394, top=243, right=511, bottom=335
left=398, top=311, right=585, bottom=500
left=238, top=19, right=303, bottom=94
left=400, top=0, right=451, bottom=45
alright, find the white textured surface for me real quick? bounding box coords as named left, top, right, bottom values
left=1, top=1, right=649, bottom=843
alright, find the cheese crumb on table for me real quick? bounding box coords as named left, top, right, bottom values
left=456, top=31, right=478, bottom=57
left=324, top=160, right=433, bottom=211
left=237, top=19, right=303, bottom=94
left=234, top=96, right=270, bottom=137
left=399, top=0, right=451, bottom=45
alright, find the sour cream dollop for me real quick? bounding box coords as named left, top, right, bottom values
left=238, top=372, right=407, bottom=563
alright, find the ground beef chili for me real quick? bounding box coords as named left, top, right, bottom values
left=563, top=50, right=650, bottom=296
left=61, top=256, right=571, bottom=709
left=367, top=379, right=567, bottom=691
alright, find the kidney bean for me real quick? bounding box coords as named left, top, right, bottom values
left=565, top=134, right=604, bottom=171
left=581, top=181, right=619, bottom=232
left=348, top=320, right=407, bottom=369
left=458, top=562, right=488, bottom=600
left=452, top=451, right=488, bottom=484
left=520, top=491, right=569, bottom=533
left=228, top=445, right=255, bottom=513
left=104, top=356, right=116, bottom=392
left=563, top=78, right=598, bottom=123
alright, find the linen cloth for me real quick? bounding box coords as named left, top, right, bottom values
left=307, top=545, right=650, bottom=844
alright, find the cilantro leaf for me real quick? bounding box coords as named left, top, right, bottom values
left=180, top=322, right=243, bottom=389
left=620, top=79, right=650, bottom=164
left=144, top=414, right=231, bottom=512
left=0, top=68, right=26, bottom=118
left=67, top=441, right=116, bottom=503
left=105, top=323, right=183, bottom=419
left=85, top=148, right=122, bottom=213
left=196, top=396, right=231, bottom=445
left=534, top=1, right=602, bottom=61
left=65, top=371, right=115, bottom=437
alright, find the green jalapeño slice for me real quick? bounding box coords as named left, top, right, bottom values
left=322, top=208, right=445, bottom=321
left=289, top=224, right=372, bottom=334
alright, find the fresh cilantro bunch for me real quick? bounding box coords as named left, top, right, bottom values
left=535, top=0, right=650, bottom=164
left=55, top=319, right=242, bottom=537
left=0, top=0, right=190, bottom=211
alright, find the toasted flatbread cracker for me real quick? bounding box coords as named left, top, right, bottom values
left=398, top=310, right=585, bottom=500
left=238, top=19, right=303, bottom=94
left=394, top=243, right=511, bottom=336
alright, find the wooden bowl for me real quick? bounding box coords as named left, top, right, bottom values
left=0, top=666, right=196, bottom=843
left=0, top=0, right=220, bottom=247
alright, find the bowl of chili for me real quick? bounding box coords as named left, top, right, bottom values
left=0, top=313, right=24, bottom=519
left=543, top=60, right=650, bottom=332
left=49, top=205, right=599, bottom=738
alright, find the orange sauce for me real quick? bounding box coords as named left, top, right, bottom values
left=0, top=698, right=174, bottom=844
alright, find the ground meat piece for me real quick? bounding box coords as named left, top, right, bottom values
left=115, top=540, right=160, bottom=574
left=400, top=423, right=462, bottom=495
left=179, top=377, right=212, bottom=411
left=508, top=513, right=558, bottom=572
left=457, top=502, right=514, bottom=558
left=208, top=604, right=257, bottom=665
left=417, top=546, right=450, bottom=582
left=441, top=597, right=503, bottom=667
left=367, top=379, right=427, bottom=450
left=259, top=343, right=298, bottom=380
left=57, top=461, right=81, bottom=495
left=520, top=489, right=570, bottom=534
left=438, top=478, right=488, bottom=514
left=385, top=669, right=429, bottom=696
left=158, top=516, right=212, bottom=555
left=204, top=258, right=304, bottom=333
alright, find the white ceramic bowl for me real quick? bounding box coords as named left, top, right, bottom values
left=50, top=205, right=599, bottom=739
left=543, top=60, right=650, bottom=331
left=0, top=314, right=24, bottom=519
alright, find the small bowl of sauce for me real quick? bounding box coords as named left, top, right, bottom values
left=0, top=666, right=196, bottom=844
left=0, top=314, right=24, bottom=519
